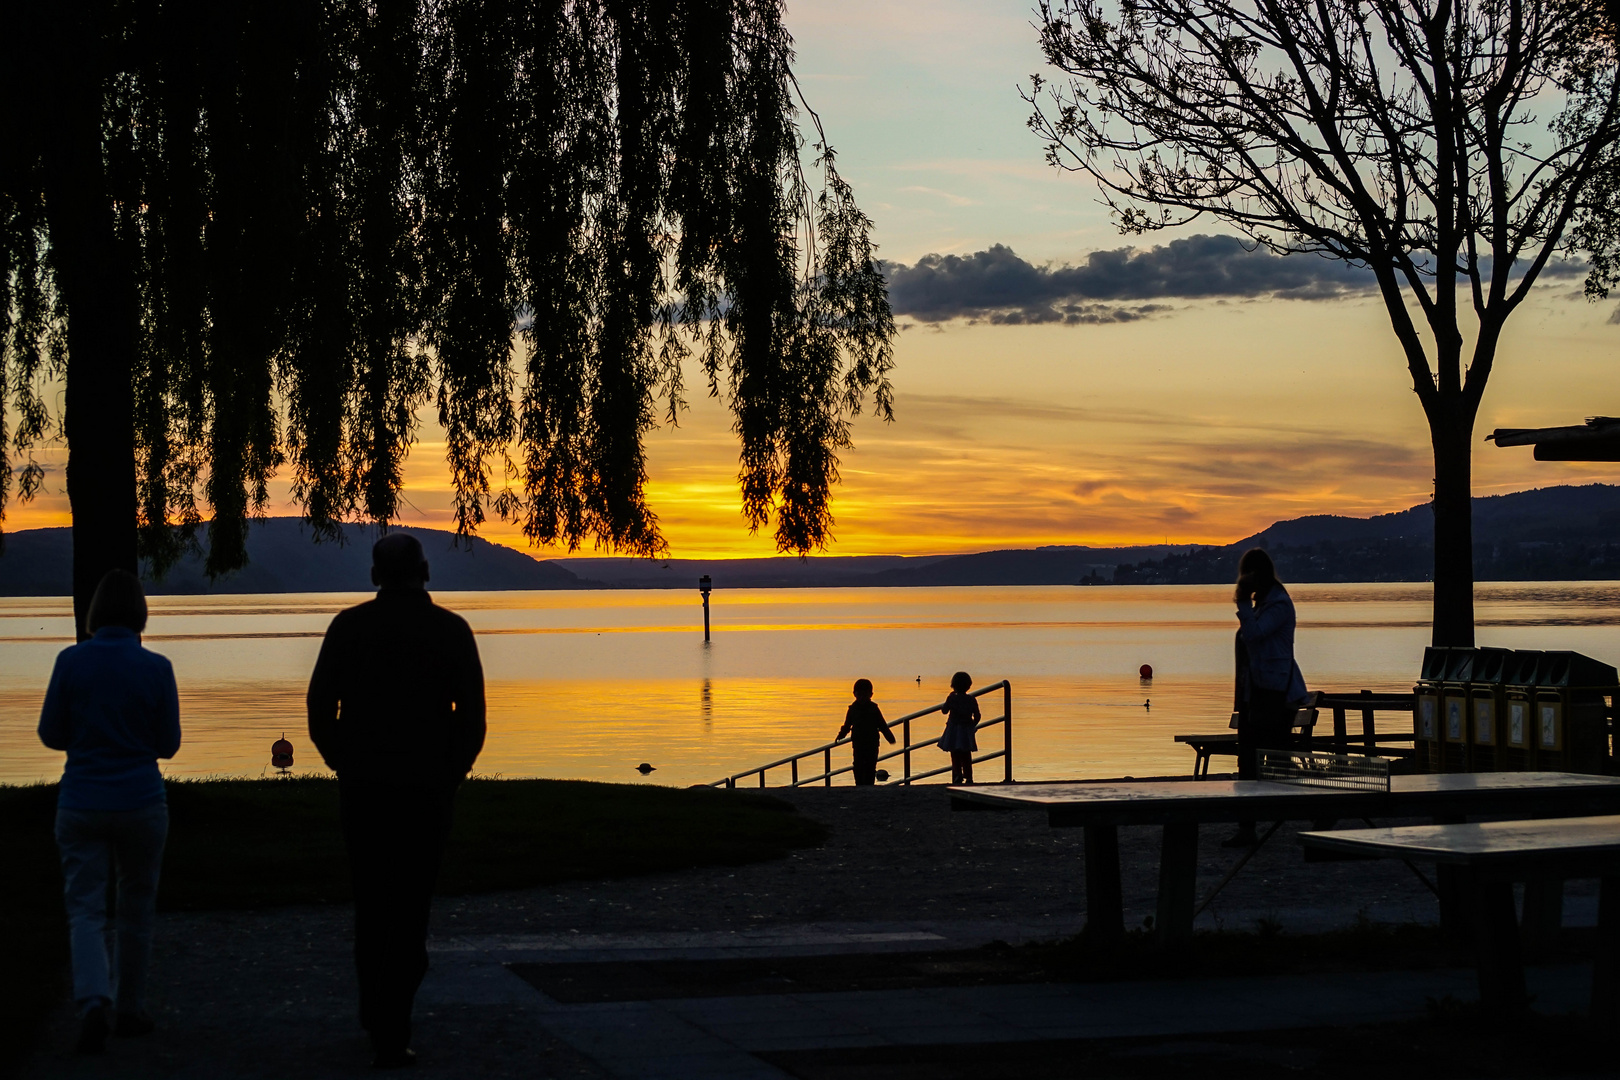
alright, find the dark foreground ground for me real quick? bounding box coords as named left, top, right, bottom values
left=15, top=784, right=1608, bottom=1079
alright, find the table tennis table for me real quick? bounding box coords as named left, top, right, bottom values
left=950, top=768, right=1620, bottom=948
left=1300, top=816, right=1620, bottom=1020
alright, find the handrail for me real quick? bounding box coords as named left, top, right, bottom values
left=711, top=680, right=1013, bottom=788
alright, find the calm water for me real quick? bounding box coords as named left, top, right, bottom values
left=3, top=582, right=1618, bottom=788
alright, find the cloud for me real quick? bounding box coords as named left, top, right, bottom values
left=883, top=236, right=1375, bottom=324
left=883, top=238, right=1598, bottom=325
left=897, top=185, right=977, bottom=207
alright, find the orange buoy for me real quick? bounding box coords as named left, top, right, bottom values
left=1139, top=664, right=1153, bottom=680
left=271, top=735, right=294, bottom=769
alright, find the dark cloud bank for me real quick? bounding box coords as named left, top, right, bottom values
left=882, top=235, right=1586, bottom=325
left=882, top=236, right=1371, bottom=325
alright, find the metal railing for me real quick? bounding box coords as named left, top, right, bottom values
left=712, top=680, right=1013, bottom=788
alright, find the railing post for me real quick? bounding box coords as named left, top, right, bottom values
left=824, top=746, right=832, bottom=787
left=1361, top=689, right=1376, bottom=743
left=1003, top=681, right=1013, bottom=783
left=759, top=768, right=765, bottom=788
left=903, top=717, right=911, bottom=782
left=791, top=757, right=799, bottom=785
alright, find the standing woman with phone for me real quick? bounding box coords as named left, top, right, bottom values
left=1227, top=548, right=1309, bottom=847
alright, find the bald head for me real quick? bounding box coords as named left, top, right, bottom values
left=371, top=532, right=430, bottom=590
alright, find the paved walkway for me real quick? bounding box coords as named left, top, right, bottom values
left=418, top=921, right=1593, bottom=1080
left=21, top=779, right=1606, bottom=1079
left=25, top=912, right=1597, bottom=1079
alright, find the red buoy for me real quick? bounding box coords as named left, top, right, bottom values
left=1139, top=664, right=1153, bottom=680
left=271, top=735, right=294, bottom=770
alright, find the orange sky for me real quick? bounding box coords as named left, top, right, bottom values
left=9, top=285, right=1620, bottom=559
left=7, top=0, right=1620, bottom=559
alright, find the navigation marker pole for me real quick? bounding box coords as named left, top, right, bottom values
left=699, top=575, right=712, bottom=642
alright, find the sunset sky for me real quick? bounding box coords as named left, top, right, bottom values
left=9, top=0, right=1620, bottom=558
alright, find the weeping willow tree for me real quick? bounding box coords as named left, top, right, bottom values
left=0, top=0, right=895, bottom=633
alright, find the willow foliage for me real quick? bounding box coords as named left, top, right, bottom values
left=0, top=0, right=894, bottom=578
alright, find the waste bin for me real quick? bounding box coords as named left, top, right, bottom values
left=1414, top=647, right=1453, bottom=773
left=1466, top=647, right=1512, bottom=772
left=1531, top=651, right=1618, bottom=775
left=1440, top=649, right=1476, bottom=772
left=1501, top=651, right=1544, bottom=772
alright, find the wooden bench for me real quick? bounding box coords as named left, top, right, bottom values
left=1175, top=692, right=1321, bottom=777
left=1300, top=815, right=1620, bottom=1020
left=1176, top=691, right=1416, bottom=777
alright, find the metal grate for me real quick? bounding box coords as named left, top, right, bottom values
left=1258, top=749, right=1392, bottom=792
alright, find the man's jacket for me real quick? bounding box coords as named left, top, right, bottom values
left=308, top=588, right=486, bottom=787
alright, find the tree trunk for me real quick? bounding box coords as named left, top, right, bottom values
left=39, top=4, right=140, bottom=640
left=1429, top=400, right=1476, bottom=647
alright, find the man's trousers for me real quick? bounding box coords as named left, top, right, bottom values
left=339, top=780, right=456, bottom=1052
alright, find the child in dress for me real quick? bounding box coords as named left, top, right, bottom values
left=939, top=671, right=981, bottom=784
left=838, top=679, right=895, bottom=786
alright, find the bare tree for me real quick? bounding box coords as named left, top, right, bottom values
left=1029, top=0, right=1620, bottom=645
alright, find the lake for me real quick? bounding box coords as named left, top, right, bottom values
left=3, top=582, right=1617, bottom=788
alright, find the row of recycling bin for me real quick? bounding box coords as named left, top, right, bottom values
left=1414, top=647, right=1618, bottom=774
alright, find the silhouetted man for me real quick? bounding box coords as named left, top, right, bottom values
left=308, top=533, right=485, bottom=1069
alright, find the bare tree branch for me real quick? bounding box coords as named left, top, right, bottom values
left=1029, top=0, right=1620, bottom=643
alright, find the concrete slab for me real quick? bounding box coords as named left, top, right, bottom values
left=533, top=1001, right=789, bottom=1080
left=411, top=918, right=1599, bottom=1078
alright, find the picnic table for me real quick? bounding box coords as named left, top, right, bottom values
left=949, top=771, right=1620, bottom=950
left=1300, top=816, right=1620, bottom=1020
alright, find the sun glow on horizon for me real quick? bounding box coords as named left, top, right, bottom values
left=9, top=289, right=1620, bottom=563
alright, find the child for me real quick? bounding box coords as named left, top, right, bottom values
left=939, top=671, right=981, bottom=784
left=838, top=679, right=896, bottom=786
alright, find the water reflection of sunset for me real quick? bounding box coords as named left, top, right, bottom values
left=6, top=583, right=1619, bottom=790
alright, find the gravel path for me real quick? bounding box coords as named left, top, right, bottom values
left=20, top=784, right=1536, bottom=1079
left=439, top=785, right=1445, bottom=938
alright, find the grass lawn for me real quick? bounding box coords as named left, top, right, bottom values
left=0, top=777, right=825, bottom=1075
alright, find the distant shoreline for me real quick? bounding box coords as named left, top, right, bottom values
left=5, top=482, right=1620, bottom=594
left=14, top=579, right=1620, bottom=603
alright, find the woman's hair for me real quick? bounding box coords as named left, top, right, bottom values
left=87, top=569, right=148, bottom=635
left=852, top=678, right=873, bottom=698
left=1234, top=547, right=1279, bottom=603
left=950, top=671, right=972, bottom=692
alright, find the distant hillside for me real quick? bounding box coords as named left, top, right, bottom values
left=860, top=546, right=1187, bottom=587
left=0, top=519, right=589, bottom=596
left=1113, top=484, right=1620, bottom=585
left=1236, top=484, right=1620, bottom=549
left=548, top=554, right=948, bottom=589
left=6, top=483, right=1620, bottom=594
left=550, top=547, right=1187, bottom=589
